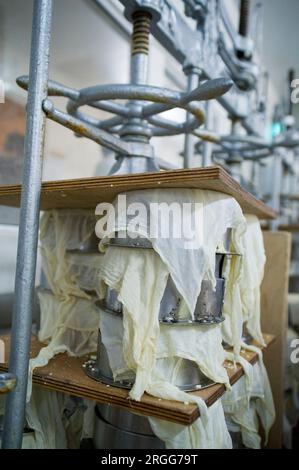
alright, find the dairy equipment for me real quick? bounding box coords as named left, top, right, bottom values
left=1, top=0, right=295, bottom=449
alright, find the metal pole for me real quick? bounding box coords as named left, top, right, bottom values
left=202, top=101, right=213, bottom=167
left=184, top=71, right=199, bottom=168
left=228, top=119, right=243, bottom=183
left=2, top=0, right=53, bottom=449
left=270, top=150, right=282, bottom=231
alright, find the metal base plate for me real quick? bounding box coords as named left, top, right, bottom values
left=160, top=316, right=225, bottom=325
left=83, top=359, right=215, bottom=392
left=100, top=300, right=225, bottom=326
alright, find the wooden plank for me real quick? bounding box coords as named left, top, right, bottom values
left=261, top=231, right=291, bottom=449
left=278, top=224, right=299, bottom=232
left=263, top=223, right=299, bottom=232
left=0, top=333, right=275, bottom=426
left=0, top=166, right=276, bottom=219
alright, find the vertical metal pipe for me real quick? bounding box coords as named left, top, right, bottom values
left=228, top=119, right=243, bottom=183
left=270, top=151, right=282, bottom=231
left=202, top=101, right=213, bottom=167
left=2, top=0, right=53, bottom=449
left=184, top=72, right=199, bottom=168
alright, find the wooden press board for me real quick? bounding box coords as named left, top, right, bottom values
left=0, top=166, right=276, bottom=219
left=261, top=231, right=291, bottom=449
left=0, top=334, right=275, bottom=426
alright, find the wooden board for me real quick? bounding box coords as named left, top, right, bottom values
left=0, top=166, right=276, bottom=219
left=261, top=231, right=291, bottom=449
left=0, top=333, right=275, bottom=426
left=289, top=195, right=299, bottom=202
left=263, top=223, right=299, bottom=232
left=278, top=224, right=299, bottom=232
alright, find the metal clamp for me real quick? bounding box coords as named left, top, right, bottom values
left=17, top=3, right=233, bottom=175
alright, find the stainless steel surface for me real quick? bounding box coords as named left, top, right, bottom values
left=105, top=232, right=153, bottom=249
left=158, top=275, right=226, bottom=325
left=0, top=374, right=17, bottom=395
left=105, top=287, right=123, bottom=314
left=84, top=325, right=216, bottom=392
left=104, top=228, right=233, bottom=325
left=171, top=359, right=215, bottom=391
left=98, top=403, right=154, bottom=435
left=194, top=278, right=225, bottom=324
left=84, top=327, right=136, bottom=389
left=94, top=406, right=164, bottom=449
left=2, top=0, right=53, bottom=450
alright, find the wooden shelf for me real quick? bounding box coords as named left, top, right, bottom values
left=0, top=166, right=276, bottom=219
left=289, top=195, right=299, bottom=202
left=0, top=333, right=275, bottom=426
left=278, top=223, right=299, bottom=232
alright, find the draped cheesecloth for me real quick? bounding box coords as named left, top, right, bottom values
left=240, top=214, right=266, bottom=346
left=27, top=210, right=99, bottom=400
left=222, top=348, right=275, bottom=448
left=95, top=188, right=246, bottom=448
left=222, top=214, right=266, bottom=352
left=221, top=214, right=274, bottom=447
left=23, top=210, right=98, bottom=447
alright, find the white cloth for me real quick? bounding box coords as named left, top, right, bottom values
left=95, top=189, right=245, bottom=448
left=97, top=246, right=169, bottom=401
left=39, top=210, right=96, bottom=299
left=222, top=214, right=266, bottom=353
left=0, top=388, right=95, bottom=449
left=222, top=347, right=275, bottom=448
left=240, top=215, right=266, bottom=346
left=24, top=210, right=99, bottom=448
left=149, top=400, right=232, bottom=449
left=96, top=189, right=246, bottom=316
left=66, top=252, right=104, bottom=294
left=99, top=306, right=229, bottom=387
left=40, top=209, right=95, bottom=252
left=27, top=210, right=102, bottom=400
left=97, top=246, right=230, bottom=447
left=27, top=291, right=99, bottom=400
left=221, top=251, right=244, bottom=356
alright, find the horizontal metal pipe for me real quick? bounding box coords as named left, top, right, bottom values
left=143, top=78, right=233, bottom=117
left=17, top=75, right=79, bottom=100
left=43, top=99, right=130, bottom=155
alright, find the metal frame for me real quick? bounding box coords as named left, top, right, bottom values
left=2, top=0, right=299, bottom=448
left=2, top=0, right=53, bottom=449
